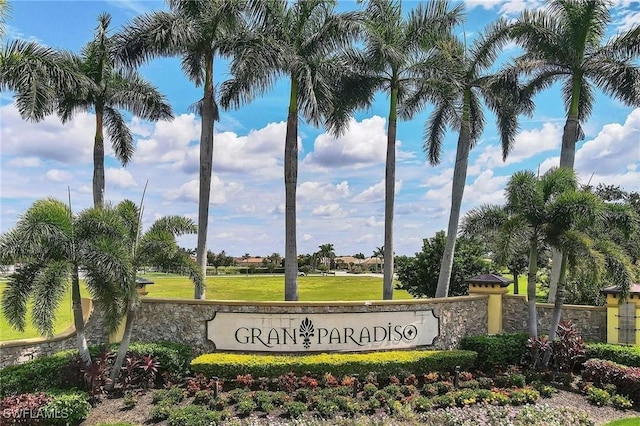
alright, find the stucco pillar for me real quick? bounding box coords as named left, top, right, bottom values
left=468, top=282, right=509, bottom=335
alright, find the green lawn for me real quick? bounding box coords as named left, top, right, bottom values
left=602, top=419, right=640, bottom=426
left=502, top=273, right=549, bottom=301
left=0, top=273, right=412, bottom=342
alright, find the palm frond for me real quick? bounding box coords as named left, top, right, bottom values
left=585, top=58, right=640, bottom=108
left=469, top=18, right=513, bottom=73
left=423, top=99, right=455, bottom=165
left=115, top=199, right=141, bottom=243
left=31, top=261, right=69, bottom=336
left=108, top=70, right=174, bottom=120
left=103, top=107, right=134, bottom=166
left=460, top=204, right=508, bottom=237
left=1, top=264, right=38, bottom=332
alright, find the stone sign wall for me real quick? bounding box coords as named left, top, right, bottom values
left=132, top=295, right=488, bottom=356
left=502, top=294, right=607, bottom=342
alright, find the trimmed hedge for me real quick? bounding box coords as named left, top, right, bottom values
left=190, top=350, right=477, bottom=379
left=583, top=358, right=640, bottom=405
left=0, top=341, right=192, bottom=397
left=585, top=343, right=640, bottom=367
left=459, top=333, right=529, bottom=372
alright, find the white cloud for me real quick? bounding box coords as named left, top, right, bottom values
left=464, top=170, right=509, bottom=205
left=303, top=116, right=389, bottom=169
left=7, top=157, right=41, bottom=167
left=164, top=176, right=240, bottom=204
left=105, top=168, right=137, bottom=188
left=365, top=216, right=384, bottom=227
left=45, top=169, right=73, bottom=183
left=302, top=234, right=313, bottom=242
left=311, top=203, right=346, bottom=218
left=352, top=179, right=403, bottom=203
left=298, top=180, right=351, bottom=201
left=575, top=108, right=640, bottom=176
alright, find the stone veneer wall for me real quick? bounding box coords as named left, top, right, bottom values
left=132, top=295, right=489, bottom=356
left=0, top=299, right=110, bottom=369
left=502, top=294, right=607, bottom=342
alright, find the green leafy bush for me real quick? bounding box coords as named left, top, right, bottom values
left=0, top=351, right=78, bottom=397
left=283, top=400, right=307, bottom=418
left=152, top=387, right=185, bottom=406
left=459, top=333, right=529, bottom=372
left=611, top=394, right=633, bottom=410
left=149, top=401, right=174, bottom=421
left=190, top=350, right=477, bottom=380
left=509, top=388, right=540, bottom=405
left=42, top=391, right=91, bottom=425
left=167, top=405, right=227, bottom=426
left=0, top=341, right=192, bottom=397
left=586, top=343, right=640, bottom=367
left=587, top=386, right=611, bottom=406
left=583, top=359, right=640, bottom=405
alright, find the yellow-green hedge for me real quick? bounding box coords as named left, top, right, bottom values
left=191, top=350, right=477, bottom=379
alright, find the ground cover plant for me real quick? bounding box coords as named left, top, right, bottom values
left=0, top=274, right=411, bottom=341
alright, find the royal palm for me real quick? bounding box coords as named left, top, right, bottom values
left=116, top=1, right=245, bottom=298
left=342, top=0, right=462, bottom=299
left=220, top=0, right=360, bottom=300
left=510, top=0, right=640, bottom=301
left=56, top=13, right=173, bottom=208
left=415, top=20, right=531, bottom=298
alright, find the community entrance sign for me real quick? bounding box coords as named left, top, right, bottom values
left=207, top=311, right=439, bottom=352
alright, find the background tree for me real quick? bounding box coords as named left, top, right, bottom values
left=220, top=0, right=360, bottom=300
left=396, top=230, right=488, bottom=298
left=372, top=246, right=384, bottom=274
left=510, top=0, right=640, bottom=302
left=339, top=0, right=462, bottom=299
left=106, top=199, right=203, bottom=389
left=56, top=13, right=173, bottom=208
left=0, top=199, right=131, bottom=366
left=116, top=0, right=246, bottom=299
left=318, top=243, right=335, bottom=271
left=413, top=19, right=532, bottom=298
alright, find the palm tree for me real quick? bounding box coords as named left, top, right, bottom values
left=414, top=19, right=532, bottom=298
left=220, top=0, right=361, bottom=300
left=372, top=246, right=384, bottom=273
left=510, top=0, right=640, bottom=302
left=115, top=1, right=245, bottom=299
left=318, top=243, right=335, bottom=271
left=106, top=199, right=203, bottom=390
left=56, top=14, right=173, bottom=209
left=0, top=198, right=132, bottom=366
left=338, top=0, right=462, bottom=300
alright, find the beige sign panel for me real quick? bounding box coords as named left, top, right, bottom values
left=207, top=311, right=439, bottom=352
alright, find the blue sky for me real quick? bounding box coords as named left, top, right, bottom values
left=1, top=0, right=639, bottom=258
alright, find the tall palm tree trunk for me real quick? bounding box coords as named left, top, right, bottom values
left=435, top=98, right=471, bottom=298
left=544, top=252, right=568, bottom=366
left=284, top=78, right=299, bottom=301
left=383, top=85, right=398, bottom=300
left=93, top=109, right=105, bottom=208
left=195, top=54, right=215, bottom=300
left=71, top=264, right=91, bottom=366
left=527, top=233, right=539, bottom=338
left=106, top=296, right=137, bottom=391
left=549, top=81, right=582, bottom=302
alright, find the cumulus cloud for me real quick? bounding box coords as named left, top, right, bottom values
left=7, top=157, right=41, bottom=167
left=164, top=176, right=241, bottom=204
left=1, top=104, right=95, bottom=164
left=105, top=168, right=137, bottom=188
left=352, top=179, right=403, bottom=203
left=303, top=116, right=389, bottom=169
left=45, top=169, right=73, bottom=182
left=298, top=180, right=351, bottom=201
left=575, top=108, right=640, bottom=176
left=469, top=122, right=562, bottom=175
left=311, top=203, right=347, bottom=218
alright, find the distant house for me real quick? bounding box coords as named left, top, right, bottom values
left=235, top=257, right=264, bottom=267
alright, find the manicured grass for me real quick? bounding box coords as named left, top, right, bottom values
left=0, top=274, right=412, bottom=342
left=502, top=273, right=549, bottom=301
left=602, top=419, right=640, bottom=426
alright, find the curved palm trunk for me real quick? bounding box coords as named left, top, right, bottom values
left=527, top=232, right=539, bottom=338
left=549, top=79, right=581, bottom=302
left=383, top=85, right=398, bottom=300
left=512, top=269, right=519, bottom=295
left=195, top=53, right=215, bottom=300
left=106, top=295, right=137, bottom=391
left=72, top=263, right=91, bottom=366
left=435, top=95, right=471, bottom=298
left=93, top=109, right=105, bottom=208
left=543, top=251, right=568, bottom=366
left=284, top=78, right=299, bottom=301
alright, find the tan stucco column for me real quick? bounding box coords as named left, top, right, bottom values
left=468, top=283, right=509, bottom=335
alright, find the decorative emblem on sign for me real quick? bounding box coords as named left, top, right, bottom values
left=299, top=317, right=315, bottom=349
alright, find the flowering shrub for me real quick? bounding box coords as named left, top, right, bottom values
left=0, top=393, right=53, bottom=425
left=583, top=359, right=640, bottom=405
